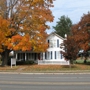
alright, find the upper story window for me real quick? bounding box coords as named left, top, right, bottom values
left=50, top=40, right=53, bottom=48
left=53, top=40, right=56, bottom=47
left=48, top=39, right=57, bottom=48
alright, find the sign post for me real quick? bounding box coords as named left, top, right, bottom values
left=11, top=58, right=16, bottom=68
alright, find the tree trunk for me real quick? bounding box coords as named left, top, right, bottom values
left=69, top=59, right=74, bottom=68
left=1, top=49, right=10, bottom=66
left=84, top=56, right=87, bottom=64
left=69, top=59, right=71, bottom=68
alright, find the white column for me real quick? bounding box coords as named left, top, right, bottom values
left=46, top=52, right=47, bottom=60
left=42, top=53, right=43, bottom=60
left=16, top=53, right=17, bottom=60
left=43, top=53, right=45, bottom=60
left=52, top=51, right=54, bottom=60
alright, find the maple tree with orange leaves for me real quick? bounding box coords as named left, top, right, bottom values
left=0, top=0, right=54, bottom=66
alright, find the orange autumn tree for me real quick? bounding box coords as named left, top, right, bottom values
left=0, top=0, right=54, bottom=66
left=72, top=12, right=90, bottom=63
left=0, top=16, right=13, bottom=66
left=0, top=16, right=11, bottom=52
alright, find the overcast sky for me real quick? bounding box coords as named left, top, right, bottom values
left=47, top=0, right=90, bottom=34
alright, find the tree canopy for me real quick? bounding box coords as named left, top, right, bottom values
left=61, top=12, right=90, bottom=64
left=0, top=0, right=55, bottom=66
left=72, top=12, right=90, bottom=52
left=53, top=15, right=72, bottom=38
left=61, top=35, right=79, bottom=64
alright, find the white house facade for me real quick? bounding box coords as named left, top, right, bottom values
left=15, top=32, right=69, bottom=65
left=38, top=32, right=70, bottom=65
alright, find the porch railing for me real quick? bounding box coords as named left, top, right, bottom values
left=38, top=60, right=70, bottom=65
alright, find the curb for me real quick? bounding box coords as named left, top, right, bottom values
left=0, top=71, right=90, bottom=75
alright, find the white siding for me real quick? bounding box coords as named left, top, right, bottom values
left=38, top=33, right=70, bottom=65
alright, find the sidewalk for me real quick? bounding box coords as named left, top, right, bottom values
left=0, top=70, right=90, bottom=74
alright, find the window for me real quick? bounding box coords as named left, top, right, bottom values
left=48, top=52, right=50, bottom=59
left=48, top=39, right=57, bottom=48
left=53, top=40, right=56, bottom=47
left=50, top=40, right=53, bottom=48
left=18, top=53, right=25, bottom=61
left=57, top=51, right=60, bottom=59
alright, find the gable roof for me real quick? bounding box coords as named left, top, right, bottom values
left=48, top=32, right=65, bottom=40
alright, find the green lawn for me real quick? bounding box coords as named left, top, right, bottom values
left=75, top=57, right=90, bottom=64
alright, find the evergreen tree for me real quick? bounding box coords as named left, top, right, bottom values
left=53, top=15, right=72, bottom=38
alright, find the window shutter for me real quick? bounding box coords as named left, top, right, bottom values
left=55, top=51, right=56, bottom=59
left=57, top=39, right=59, bottom=47
left=48, top=40, right=49, bottom=47
left=51, top=51, right=52, bottom=59
left=61, top=54, right=62, bottom=59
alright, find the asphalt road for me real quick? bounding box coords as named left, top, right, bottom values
left=0, top=73, right=90, bottom=90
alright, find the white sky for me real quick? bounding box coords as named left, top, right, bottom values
left=47, top=0, right=90, bottom=34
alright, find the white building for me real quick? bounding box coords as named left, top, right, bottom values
left=38, top=32, right=69, bottom=65
left=15, top=32, right=70, bottom=65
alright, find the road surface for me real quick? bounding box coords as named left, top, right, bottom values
left=0, top=73, right=90, bottom=90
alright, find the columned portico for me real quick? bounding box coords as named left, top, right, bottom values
left=15, top=51, right=38, bottom=61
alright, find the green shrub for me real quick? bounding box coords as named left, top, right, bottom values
left=16, top=60, right=35, bottom=65
left=25, top=60, right=34, bottom=65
